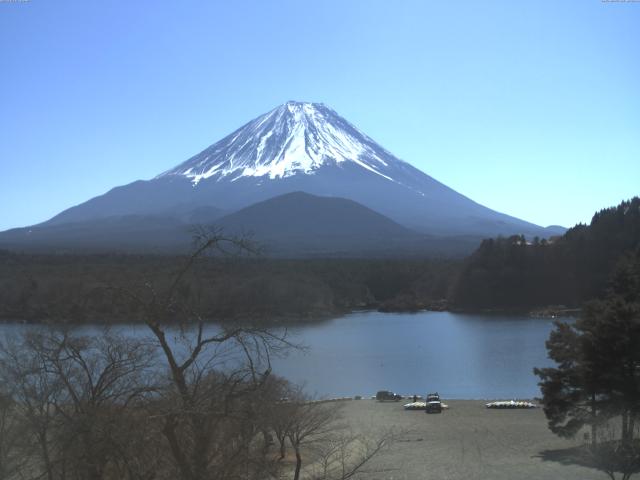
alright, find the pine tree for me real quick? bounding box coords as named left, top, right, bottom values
left=535, top=248, right=640, bottom=447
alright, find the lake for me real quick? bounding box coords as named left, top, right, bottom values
left=271, top=311, right=559, bottom=399
left=0, top=311, right=560, bottom=400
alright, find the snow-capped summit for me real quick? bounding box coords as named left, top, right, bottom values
left=27, top=101, right=564, bottom=242
left=158, top=101, right=401, bottom=184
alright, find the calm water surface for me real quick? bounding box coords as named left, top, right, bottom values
left=0, top=311, right=559, bottom=400
left=272, top=311, right=558, bottom=399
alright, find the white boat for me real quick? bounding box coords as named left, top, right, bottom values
left=485, top=400, right=537, bottom=409
left=404, top=401, right=449, bottom=410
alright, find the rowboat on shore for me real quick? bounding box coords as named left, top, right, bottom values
left=485, top=400, right=537, bottom=409
left=403, top=401, right=449, bottom=410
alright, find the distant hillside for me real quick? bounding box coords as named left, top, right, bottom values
left=0, top=192, right=482, bottom=257
left=451, top=197, right=640, bottom=310
left=0, top=215, right=194, bottom=253
left=215, top=191, right=426, bottom=256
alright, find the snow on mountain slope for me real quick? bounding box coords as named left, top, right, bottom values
left=158, top=101, right=400, bottom=185
left=30, top=100, right=561, bottom=240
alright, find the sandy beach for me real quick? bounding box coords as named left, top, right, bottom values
left=337, top=399, right=604, bottom=480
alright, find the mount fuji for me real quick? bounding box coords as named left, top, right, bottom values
left=0, top=101, right=563, bottom=255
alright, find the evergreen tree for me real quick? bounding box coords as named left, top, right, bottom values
left=535, top=248, right=640, bottom=447
left=453, top=197, right=640, bottom=310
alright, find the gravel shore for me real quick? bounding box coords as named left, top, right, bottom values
left=338, top=399, right=604, bottom=480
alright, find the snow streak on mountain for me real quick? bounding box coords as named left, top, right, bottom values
left=158, top=101, right=405, bottom=185
left=14, top=100, right=564, bottom=246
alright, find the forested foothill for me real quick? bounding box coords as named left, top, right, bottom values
left=0, top=252, right=458, bottom=324
left=452, top=197, right=640, bottom=311
left=1, top=197, right=638, bottom=324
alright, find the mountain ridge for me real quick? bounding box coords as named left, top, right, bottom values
left=0, top=192, right=483, bottom=256
left=3, top=101, right=565, bottom=254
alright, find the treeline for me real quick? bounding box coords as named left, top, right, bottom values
left=0, top=252, right=459, bottom=324
left=2, top=197, right=638, bottom=322
left=451, top=197, right=640, bottom=310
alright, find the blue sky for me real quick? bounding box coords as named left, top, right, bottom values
left=1, top=0, right=638, bottom=231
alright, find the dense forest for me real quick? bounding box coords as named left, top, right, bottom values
left=451, top=197, right=640, bottom=310
left=1, top=197, right=638, bottom=323
left=0, top=252, right=458, bottom=323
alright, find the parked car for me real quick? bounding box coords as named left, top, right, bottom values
left=376, top=390, right=403, bottom=401
left=425, top=392, right=442, bottom=413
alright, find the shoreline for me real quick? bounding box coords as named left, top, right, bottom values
left=0, top=303, right=581, bottom=325
left=319, top=396, right=542, bottom=402
left=335, top=399, right=603, bottom=479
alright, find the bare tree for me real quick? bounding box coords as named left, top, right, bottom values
left=0, top=329, right=159, bottom=480
left=580, top=421, right=640, bottom=480
left=0, top=389, right=26, bottom=480
left=0, top=230, right=393, bottom=480
left=0, top=332, right=64, bottom=480
left=284, top=395, right=343, bottom=480
left=270, top=389, right=396, bottom=480
left=309, top=429, right=395, bottom=480
left=258, top=376, right=295, bottom=461
left=110, top=230, right=293, bottom=480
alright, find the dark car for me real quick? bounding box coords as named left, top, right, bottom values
left=425, top=392, right=442, bottom=413
left=376, top=390, right=403, bottom=401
